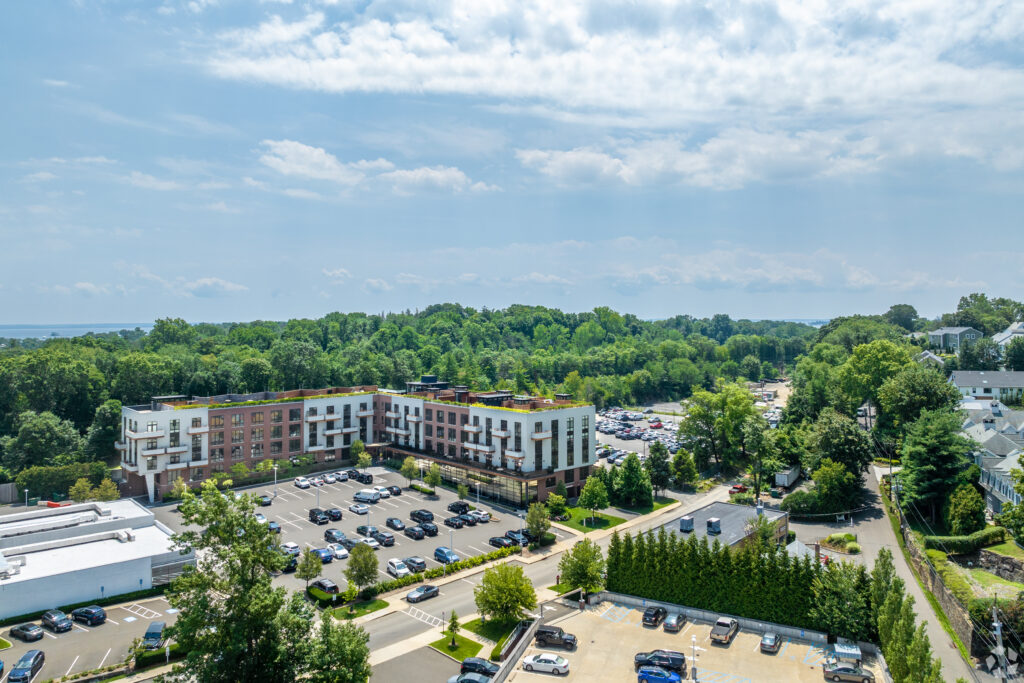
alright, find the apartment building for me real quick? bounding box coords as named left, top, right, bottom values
left=118, top=377, right=595, bottom=507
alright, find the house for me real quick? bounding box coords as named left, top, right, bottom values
left=928, top=326, right=984, bottom=351
left=914, top=350, right=945, bottom=368
left=961, top=401, right=1024, bottom=513
left=993, top=322, right=1024, bottom=349
left=950, top=371, right=1024, bottom=403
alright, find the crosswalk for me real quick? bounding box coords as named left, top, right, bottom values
left=122, top=603, right=162, bottom=620
left=403, top=606, right=443, bottom=628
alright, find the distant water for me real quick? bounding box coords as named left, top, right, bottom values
left=0, top=323, right=153, bottom=339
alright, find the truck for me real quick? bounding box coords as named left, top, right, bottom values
left=710, top=617, right=739, bottom=645
left=775, top=465, right=800, bottom=489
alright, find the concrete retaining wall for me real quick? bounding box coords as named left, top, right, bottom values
left=977, top=548, right=1024, bottom=584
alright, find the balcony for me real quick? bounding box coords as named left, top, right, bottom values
left=167, top=445, right=189, bottom=454
left=141, top=447, right=167, bottom=457
left=114, top=442, right=127, bottom=451
left=385, top=410, right=402, bottom=419
left=305, top=413, right=326, bottom=423
left=504, top=449, right=526, bottom=459
left=167, top=461, right=189, bottom=471
left=187, top=424, right=209, bottom=435
left=307, top=444, right=325, bottom=452
left=465, top=442, right=495, bottom=453
left=491, top=429, right=511, bottom=438
left=356, top=409, right=374, bottom=418
left=126, top=429, right=165, bottom=440
left=407, top=414, right=423, bottom=423
left=324, top=428, right=343, bottom=436
left=463, top=424, right=482, bottom=434
left=386, top=426, right=411, bottom=437
left=341, top=425, right=360, bottom=434
left=530, top=430, right=553, bottom=440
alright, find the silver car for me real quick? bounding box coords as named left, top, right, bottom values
left=823, top=663, right=874, bottom=683
left=522, top=653, right=569, bottom=675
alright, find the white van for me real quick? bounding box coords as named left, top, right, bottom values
left=387, top=558, right=411, bottom=578
left=354, top=489, right=380, bottom=503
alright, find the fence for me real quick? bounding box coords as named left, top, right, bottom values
left=490, top=593, right=579, bottom=683
left=0, top=482, right=18, bottom=504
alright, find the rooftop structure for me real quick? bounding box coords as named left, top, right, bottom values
left=665, top=501, right=788, bottom=548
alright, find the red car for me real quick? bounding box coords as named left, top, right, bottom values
left=729, top=484, right=748, bottom=494
left=649, top=421, right=663, bottom=429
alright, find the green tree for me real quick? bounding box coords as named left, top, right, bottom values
left=869, top=549, right=897, bottom=627
left=473, top=563, right=537, bottom=624
left=900, top=409, right=972, bottom=522
left=92, top=478, right=120, bottom=501
left=554, top=480, right=568, bottom=499
left=1006, top=337, right=1024, bottom=372
left=837, top=339, right=913, bottom=411
left=356, top=451, right=371, bottom=472
left=643, top=441, right=671, bottom=497
left=812, top=459, right=857, bottom=513
left=616, top=453, right=653, bottom=508
left=671, top=450, right=698, bottom=488
left=876, top=365, right=961, bottom=435
left=558, top=538, right=605, bottom=594
left=742, top=415, right=781, bottom=496
left=577, top=476, right=609, bottom=525
left=69, top=476, right=93, bottom=502
left=296, top=548, right=323, bottom=588
left=808, top=408, right=873, bottom=475
left=305, top=616, right=371, bottom=683
left=231, top=462, right=251, bottom=480
left=424, top=463, right=442, bottom=489
left=400, top=456, right=418, bottom=486
left=84, top=399, right=122, bottom=462
left=240, top=357, right=273, bottom=392
left=958, top=337, right=1001, bottom=371
left=344, top=543, right=379, bottom=599
left=525, top=502, right=550, bottom=541
left=680, top=384, right=756, bottom=472
left=546, top=493, right=568, bottom=518
left=945, top=483, right=985, bottom=536
left=810, top=562, right=871, bottom=641
left=884, top=304, right=919, bottom=331
left=0, top=410, right=84, bottom=472
left=457, top=483, right=468, bottom=500
left=448, top=608, right=460, bottom=648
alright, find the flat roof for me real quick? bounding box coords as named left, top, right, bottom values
left=663, top=501, right=787, bottom=547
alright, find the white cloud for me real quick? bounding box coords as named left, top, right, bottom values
left=205, top=201, right=240, bottom=213
left=363, top=278, right=392, bottom=293
left=322, top=267, right=350, bottom=283
left=126, top=171, right=182, bottom=191
left=282, top=188, right=323, bottom=199
left=73, top=281, right=110, bottom=296
left=378, top=166, right=473, bottom=194
left=22, top=171, right=58, bottom=183
left=514, top=272, right=573, bottom=286
left=182, top=277, right=248, bottom=297
left=259, top=139, right=364, bottom=185
left=42, top=79, right=70, bottom=87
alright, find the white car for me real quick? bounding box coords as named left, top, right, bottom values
left=328, top=543, right=349, bottom=560
left=468, top=510, right=490, bottom=523
left=522, top=654, right=569, bottom=675
left=254, top=513, right=267, bottom=524
left=281, top=541, right=301, bottom=556
left=372, top=486, right=391, bottom=499
left=335, top=471, right=349, bottom=482
left=387, top=558, right=411, bottom=578
left=294, top=477, right=310, bottom=489
left=349, top=503, right=370, bottom=515
left=310, top=477, right=325, bottom=487
left=323, top=473, right=337, bottom=484
left=360, top=537, right=380, bottom=550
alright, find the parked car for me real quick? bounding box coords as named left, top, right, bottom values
left=344, top=468, right=359, bottom=478
left=387, top=485, right=402, bottom=496
left=760, top=632, right=781, bottom=653
left=294, top=476, right=310, bottom=489
left=460, top=657, right=500, bottom=677
left=259, top=495, right=273, bottom=506
left=468, top=510, right=490, bottom=523
left=404, top=525, right=425, bottom=540
left=411, top=509, right=435, bottom=524
left=448, top=501, right=470, bottom=515
left=339, top=538, right=360, bottom=551
left=282, top=555, right=298, bottom=572
left=328, top=543, right=349, bottom=559
left=308, top=508, right=329, bottom=524
left=349, top=503, right=370, bottom=515
left=489, top=536, right=514, bottom=549
left=71, top=605, right=107, bottom=626
left=504, top=529, right=528, bottom=546
left=387, top=558, right=411, bottom=578
left=353, top=489, right=380, bottom=503
left=522, top=653, right=569, bottom=675
left=710, top=617, right=739, bottom=644
left=728, top=484, right=748, bottom=495
left=281, top=541, right=301, bottom=556
left=458, top=513, right=477, bottom=527
left=642, top=606, right=668, bottom=627
left=372, top=530, right=395, bottom=547
left=822, top=662, right=875, bottom=682
left=403, top=556, right=427, bottom=572
left=534, top=625, right=577, bottom=649
left=9, top=624, right=44, bottom=642
left=444, top=516, right=465, bottom=529
left=254, top=513, right=268, bottom=524
left=335, top=471, right=350, bottom=482
left=637, top=665, right=682, bottom=682
left=7, top=650, right=44, bottom=683
left=313, top=548, right=333, bottom=563
left=323, top=473, right=337, bottom=484
left=41, top=610, right=72, bottom=633
left=386, top=517, right=406, bottom=531
left=372, top=485, right=391, bottom=499
left=634, top=650, right=686, bottom=673
left=406, top=584, right=440, bottom=603
left=142, top=621, right=166, bottom=650
left=325, top=528, right=346, bottom=543
left=311, top=578, right=339, bottom=595
left=420, top=522, right=439, bottom=536
left=356, top=525, right=379, bottom=537
left=360, top=537, right=381, bottom=550
left=434, top=546, right=459, bottom=564
left=663, top=613, right=685, bottom=633
left=326, top=508, right=343, bottom=521
left=310, top=477, right=325, bottom=487
left=267, top=521, right=282, bottom=534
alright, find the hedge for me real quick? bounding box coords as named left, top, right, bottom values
left=410, top=484, right=436, bottom=495
left=135, top=642, right=186, bottom=669
left=923, top=525, right=1005, bottom=554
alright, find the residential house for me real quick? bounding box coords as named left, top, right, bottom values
left=993, top=322, right=1024, bottom=350
left=950, top=371, right=1024, bottom=403
left=928, top=326, right=984, bottom=351
left=914, top=350, right=945, bottom=368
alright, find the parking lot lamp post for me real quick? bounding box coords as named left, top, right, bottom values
left=692, top=635, right=698, bottom=681
left=316, top=483, right=320, bottom=509
left=475, top=481, right=480, bottom=506
left=273, top=464, right=278, bottom=497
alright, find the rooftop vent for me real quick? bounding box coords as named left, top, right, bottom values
left=679, top=516, right=694, bottom=533
left=707, top=518, right=721, bottom=535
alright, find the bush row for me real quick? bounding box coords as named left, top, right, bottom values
left=923, top=525, right=1005, bottom=554
left=135, top=643, right=186, bottom=669
left=410, top=484, right=436, bottom=495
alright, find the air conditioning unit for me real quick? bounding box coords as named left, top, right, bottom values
left=679, top=516, right=694, bottom=532
left=707, top=518, right=721, bottom=535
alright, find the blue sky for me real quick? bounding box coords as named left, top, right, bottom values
left=2, top=1, right=1023, bottom=324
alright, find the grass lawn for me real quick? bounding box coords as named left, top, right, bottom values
left=329, top=599, right=388, bottom=620
left=987, top=540, right=1024, bottom=561
left=463, top=618, right=517, bottom=643
left=430, top=632, right=482, bottom=661
left=562, top=507, right=626, bottom=533
left=968, top=568, right=1024, bottom=595
left=0, top=636, right=10, bottom=650
left=547, top=583, right=575, bottom=594
left=617, top=496, right=675, bottom=515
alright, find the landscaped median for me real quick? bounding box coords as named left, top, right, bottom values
left=463, top=617, right=520, bottom=661
left=561, top=507, right=626, bottom=532
left=430, top=632, right=483, bottom=661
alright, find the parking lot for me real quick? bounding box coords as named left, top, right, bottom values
left=1, top=596, right=177, bottom=683
left=508, top=601, right=883, bottom=683
left=154, top=466, right=575, bottom=591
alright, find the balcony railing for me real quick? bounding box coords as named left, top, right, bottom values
left=305, top=413, right=326, bottom=423
left=141, top=447, right=167, bottom=457
left=385, top=410, right=402, bottom=419
left=126, top=429, right=165, bottom=440
left=324, top=428, right=342, bottom=436
left=341, top=425, right=360, bottom=434
left=504, top=449, right=526, bottom=459
left=307, top=444, right=325, bottom=452
left=465, top=442, right=495, bottom=453
left=167, top=445, right=189, bottom=454
left=530, top=430, right=553, bottom=440
left=407, top=414, right=423, bottom=423
left=386, top=426, right=411, bottom=437
left=356, top=409, right=374, bottom=418
left=491, top=429, right=511, bottom=438
left=463, top=424, right=483, bottom=434
left=187, top=425, right=209, bottom=435
left=114, top=441, right=127, bottom=451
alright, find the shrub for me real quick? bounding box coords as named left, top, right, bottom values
left=845, top=542, right=861, bottom=554
left=136, top=643, right=185, bottom=669
left=923, top=526, right=1005, bottom=554
left=780, top=490, right=819, bottom=515
left=731, top=492, right=755, bottom=506
left=410, top=484, right=436, bottom=495
left=926, top=549, right=973, bottom=605
left=786, top=530, right=796, bottom=544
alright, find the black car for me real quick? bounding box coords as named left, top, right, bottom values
left=324, top=528, right=346, bottom=543
left=308, top=508, right=329, bottom=525
left=410, top=509, right=434, bottom=524
left=326, top=508, right=344, bottom=521
left=489, top=536, right=514, bottom=549
left=448, top=501, right=470, bottom=515
left=372, top=530, right=395, bottom=547
left=642, top=606, right=668, bottom=627
left=458, top=514, right=477, bottom=527
left=356, top=524, right=379, bottom=537
left=405, top=525, right=425, bottom=540
left=344, top=468, right=359, bottom=478
left=520, top=528, right=538, bottom=543
left=312, top=578, right=340, bottom=595
left=71, top=605, right=107, bottom=626
left=259, top=495, right=273, bottom=507
left=339, top=537, right=360, bottom=551
left=41, top=609, right=73, bottom=633
left=355, top=472, right=373, bottom=484
left=420, top=521, right=439, bottom=536
left=444, top=516, right=465, bottom=529
left=504, top=529, right=528, bottom=546
left=268, top=521, right=282, bottom=534
left=534, top=625, right=577, bottom=649
left=386, top=517, right=406, bottom=531
left=404, top=556, right=427, bottom=572
left=143, top=621, right=167, bottom=650
left=9, top=623, right=44, bottom=642
left=460, top=657, right=500, bottom=677
left=7, top=650, right=45, bottom=683
left=634, top=650, right=686, bottom=673
left=282, top=555, right=298, bottom=572
left=387, top=485, right=402, bottom=496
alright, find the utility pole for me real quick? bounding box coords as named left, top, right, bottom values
left=993, top=599, right=1010, bottom=682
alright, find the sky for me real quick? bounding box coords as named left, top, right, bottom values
left=2, top=0, right=1023, bottom=324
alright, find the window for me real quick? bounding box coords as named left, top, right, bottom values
left=461, top=414, right=469, bottom=425
left=546, top=477, right=556, bottom=488
left=564, top=469, right=575, bottom=483
left=271, top=425, right=282, bottom=439
left=147, top=421, right=158, bottom=432
left=327, top=405, right=335, bottom=414
left=251, top=412, right=264, bottom=424
left=426, top=424, right=433, bottom=437
left=426, top=408, right=433, bottom=421
left=289, top=439, right=301, bottom=453
left=192, top=417, right=202, bottom=428
left=231, top=446, right=242, bottom=460
left=211, top=431, right=225, bottom=445
left=192, top=435, right=202, bottom=460
left=169, top=419, right=180, bottom=433
left=535, top=440, right=543, bottom=470
left=448, top=412, right=456, bottom=425
left=251, top=443, right=264, bottom=458
left=326, top=435, right=335, bottom=448
left=270, top=441, right=282, bottom=455
left=232, top=414, right=244, bottom=427
left=191, top=469, right=204, bottom=481
left=550, top=420, right=559, bottom=469
left=448, top=428, right=456, bottom=441
left=251, top=427, right=264, bottom=442
left=146, top=439, right=158, bottom=450
left=436, top=410, right=444, bottom=423
left=232, top=429, right=244, bottom=443
left=307, top=407, right=317, bottom=417
left=211, top=447, right=224, bottom=462
left=271, top=410, right=282, bottom=423
left=289, top=408, right=301, bottom=421
left=211, top=415, right=224, bottom=428
left=514, top=422, right=522, bottom=451
left=289, top=424, right=301, bottom=438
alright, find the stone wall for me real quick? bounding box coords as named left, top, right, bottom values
left=977, top=548, right=1024, bottom=584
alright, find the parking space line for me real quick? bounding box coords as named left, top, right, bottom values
left=777, top=638, right=791, bottom=659
left=75, top=624, right=89, bottom=632
left=468, top=545, right=486, bottom=555
left=98, top=648, right=111, bottom=668
left=65, top=655, right=80, bottom=676
left=44, top=631, right=57, bottom=639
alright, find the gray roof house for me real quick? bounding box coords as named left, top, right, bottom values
left=950, top=371, right=1024, bottom=403
left=928, top=326, right=983, bottom=351
left=914, top=350, right=945, bottom=368
left=963, top=401, right=1024, bottom=513
left=993, top=322, right=1024, bottom=349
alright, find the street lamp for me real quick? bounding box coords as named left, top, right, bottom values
left=475, top=481, right=480, bottom=507
left=273, top=464, right=279, bottom=497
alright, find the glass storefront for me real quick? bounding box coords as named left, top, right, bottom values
left=386, top=447, right=538, bottom=507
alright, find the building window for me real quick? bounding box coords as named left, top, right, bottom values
left=192, top=435, right=202, bottom=460
left=146, top=439, right=158, bottom=450
left=211, top=448, right=224, bottom=462
left=147, top=421, right=158, bottom=432
left=170, top=454, right=181, bottom=465
left=211, top=431, right=225, bottom=445
left=271, top=425, right=282, bottom=439
left=271, top=410, right=282, bottom=423
left=289, top=424, right=301, bottom=437
left=270, top=441, right=282, bottom=455
left=251, top=412, right=264, bottom=424
left=515, top=423, right=522, bottom=451
left=535, top=440, right=543, bottom=471
left=251, top=427, right=264, bottom=442
left=426, top=408, right=433, bottom=421
left=437, top=411, right=444, bottom=423
left=546, top=477, right=556, bottom=488
left=426, top=424, right=433, bottom=437
left=289, top=408, right=301, bottom=422
left=564, top=469, right=575, bottom=483
left=191, top=469, right=204, bottom=481
left=192, top=417, right=202, bottom=428
left=232, top=429, right=244, bottom=443
left=251, top=443, right=264, bottom=458
left=327, top=405, right=335, bottom=415
left=448, top=412, right=456, bottom=425
left=307, top=407, right=317, bottom=417
left=461, top=414, right=469, bottom=425
left=326, top=435, right=335, bottom=448
left=448, top=428, right=456, bottom=441
left=231, top=446, right=242, bottom=460
left=211, top=415, right=224, bottom=428
left=232, top=414, right=244, bottom=427
left=289, top=438, right=301, bottom=453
